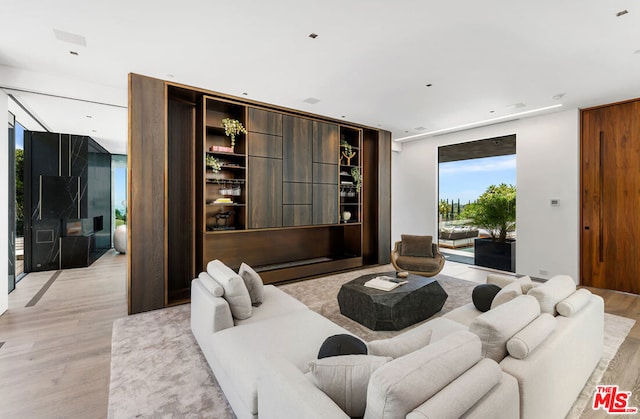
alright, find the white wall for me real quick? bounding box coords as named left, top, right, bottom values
left=1, top=90, right=9, bottom=315
left=392, top=108, right=580, bottom=281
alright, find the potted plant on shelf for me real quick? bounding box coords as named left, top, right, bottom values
left=461, top=183, right=516, bottom=272
left=351, top=167, right=362, bottom=193
left=221, top=118, right=247, bottom=152
left=206, top=155, right=222, bottom=176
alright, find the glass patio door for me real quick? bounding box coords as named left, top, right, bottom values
left=8, top=112, right=15, bottom=292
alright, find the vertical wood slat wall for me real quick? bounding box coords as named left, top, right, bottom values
left=128, top=73, right=392, bottom=314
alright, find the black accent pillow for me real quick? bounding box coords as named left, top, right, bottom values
left=318, top=334, right=368, bottom=359
left=472, top=284, right=502, bottom=312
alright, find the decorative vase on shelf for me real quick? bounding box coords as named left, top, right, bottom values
left=342, top=211, right=352, bottom=223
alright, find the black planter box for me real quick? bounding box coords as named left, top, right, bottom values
left=474, top=238, right=516, bottom=272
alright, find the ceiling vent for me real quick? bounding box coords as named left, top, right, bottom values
left=303, top=97, right=320, bottom=104
left=53, top=29, right=87, bottom=47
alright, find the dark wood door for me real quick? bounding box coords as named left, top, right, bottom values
left=581, top=99, right=640, bottom=294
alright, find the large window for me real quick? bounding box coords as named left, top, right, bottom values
left=438, top=135, right=516, bottom=265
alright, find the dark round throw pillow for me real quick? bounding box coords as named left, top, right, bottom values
left=472, top=284, right=502, bottom=312
left=318, top=334, right=368, bottom=359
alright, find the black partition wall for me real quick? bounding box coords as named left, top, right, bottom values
left=24, top=131, right=112, bottom=272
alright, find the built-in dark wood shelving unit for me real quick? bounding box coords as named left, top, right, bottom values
left=128, top=73, right=391, bottom=314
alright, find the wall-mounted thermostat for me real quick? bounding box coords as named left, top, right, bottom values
left=550, top=199, right=560, bottom=206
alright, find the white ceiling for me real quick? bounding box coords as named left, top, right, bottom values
left=2, top=0, right=640, bottom=155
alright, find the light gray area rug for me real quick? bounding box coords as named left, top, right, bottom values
left=108, top=266, right=634, bottom=418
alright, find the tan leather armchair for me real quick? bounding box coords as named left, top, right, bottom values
left=390, top=235, right=445, bottom=277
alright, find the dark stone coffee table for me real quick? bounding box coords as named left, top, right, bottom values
left=337, top=272, right=448, bottom=331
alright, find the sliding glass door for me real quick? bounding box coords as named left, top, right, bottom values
left=8, top=112, right=15, bottom=292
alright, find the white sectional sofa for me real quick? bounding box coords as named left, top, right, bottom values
left=191, top=261, right=604, bottom=419
left=191, top=261, right=352, bottom=419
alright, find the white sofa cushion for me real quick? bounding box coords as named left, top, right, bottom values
left=205, top=309, right=352, bottom=417
left=235, top=285, right=308, bottom=326
left=207, top=259, right=252, bottom=320
left=442, top=303, right=482, bottom=327
left=364, top=331, right=481, bottom=419
left=470, top=295, right=540, bottom=362
left=308, top=355, right=391, bottom=417
left=487, top=274, right=535, bottom=293
left=368, top=328, right=432, bottom=359
left=486, top=273, right=518, bottom=289
left=406, top=358, right=503, bottom=419
left=490, top=280, right=522, bottom=309
left=506, top=313, right=557, bottom=359
left=239, top=262, right=264, bottom=306
left=198, top=271, right=224, bottom=297
left=527, top=274, right=576, bottom=315
left=556, top=289, right=592, bottom=317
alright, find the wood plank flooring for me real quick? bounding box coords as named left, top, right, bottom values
left=0, top=251, right=127, bottom=419
left=0, top=254, right=639, bottom=418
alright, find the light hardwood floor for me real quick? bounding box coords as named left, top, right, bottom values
left=0, top=253, right=638, bottom=418
left=0, top=251, right=127, bottom=419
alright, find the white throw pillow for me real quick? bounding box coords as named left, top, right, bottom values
left=556, top=288, right=592, bottom=317
left=365, top=331, right=481, bottom=419
left=470, top=295, right=540, bottom=362
left=506, top=313, right=557, bottom=359
left=239, top=263, right=264, bottom=306
left=486, top=273, right=517, bottom=289
left=308, top=355, right=391, bottom=418
left=527, top=274, right=576, bottom=315
left=517, top=275, right=535, bottom=293
left=490, top=280, right=522, bottom=309
left=198, top=272, right=224, bottom=297
left=368, top=329, right=432, bottom=359
left=207, top=260, right=252, bottom=320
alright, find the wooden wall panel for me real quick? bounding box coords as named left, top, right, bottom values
left=283, top=116, right=313, bottom=182
left=313, top=121, right=339, bottom=164
left=283, top=205, right=312, bottom=227
left=283, top=182, right=312, bottom=204
left=377, top=130, right=392, bottom=264
left=128, top=74, right=167, bottom=314
left=248, top=156, right=283, bottom=228
left=248, top=132, right=283, bottom=158
left=248, top=108, right=282, bottom=135
left=313, top=184, right=338, bottom=225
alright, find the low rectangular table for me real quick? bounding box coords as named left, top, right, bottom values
left=337, top=272, right=448, bottom=331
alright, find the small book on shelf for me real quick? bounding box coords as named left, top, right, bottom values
left=364, top=276, right=408, bottom=291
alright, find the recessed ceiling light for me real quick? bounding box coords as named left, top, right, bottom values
left=242, top=92, right=248, bottom=96
left=69, top=51, right=79, bottom=56
left=414, top=126, right=427, bottom=131
left=489, top=110, right=495, bottom=113
left=303, top=97, right=320, bottom=104
left=92, top=130, right=97, bottom=133
left=85, top=115, right=92, bottom=118
left=552, top=93, right=566, bottom=100
left=309, top=33, right=318, bottom=39
left=341, top=115, right=346, bottom=118
left=616, top=9, right=629, bottom=17
left=505, top=102, right=526, bottom=109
